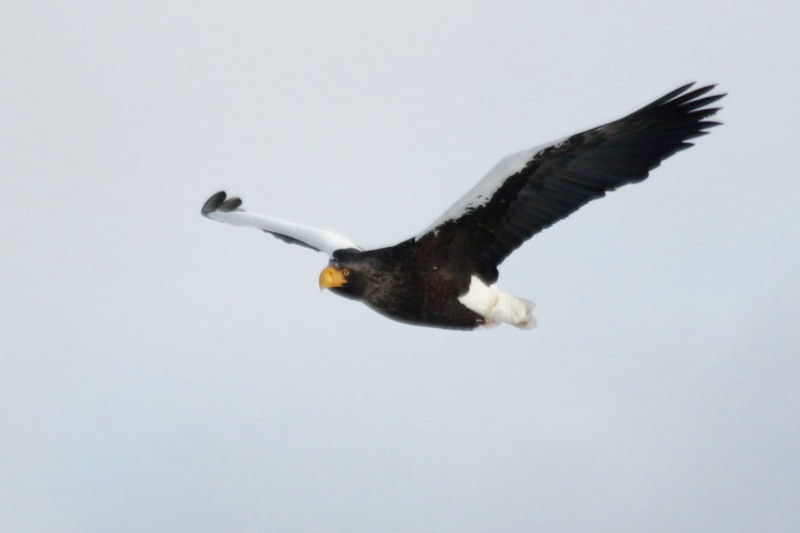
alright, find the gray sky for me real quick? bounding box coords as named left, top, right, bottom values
left=2, top=1, right=799, bottom=532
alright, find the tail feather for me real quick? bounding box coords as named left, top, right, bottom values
left=496, top=293, right=536, bottom=329
left=458, top=275, right=536, bottom=329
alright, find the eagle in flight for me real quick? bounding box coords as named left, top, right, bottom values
left=203, top=83, right=723, bottom=330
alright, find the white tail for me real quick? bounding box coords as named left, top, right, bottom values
left=457, top=275, right=537, bottom=329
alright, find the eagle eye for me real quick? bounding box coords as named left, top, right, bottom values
left=342, top=268, right=350, bottom=277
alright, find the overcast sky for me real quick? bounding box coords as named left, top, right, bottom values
left=2, top=1, right=799, bottom=532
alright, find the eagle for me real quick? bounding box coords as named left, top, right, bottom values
left=202, top=83, right=723, bottom=330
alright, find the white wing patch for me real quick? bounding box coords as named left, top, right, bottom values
left=203, top=193, right=360, bottom=256
left=416, top=138, right=565, bottom=239
left=457, top=275, right=536, bottom=329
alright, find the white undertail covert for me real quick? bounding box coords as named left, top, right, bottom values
left=457, top=275, right=536, bottom=329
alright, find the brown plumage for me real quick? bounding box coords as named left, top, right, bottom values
left=203, top=83, right=724, bottom=330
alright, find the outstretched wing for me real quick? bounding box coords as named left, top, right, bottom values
left=417, top=83, right=724, bottom=281
left=202, top=191, right=361, bottom=255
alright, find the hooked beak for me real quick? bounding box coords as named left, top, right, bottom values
left=319, top=266, right=347, bottom=290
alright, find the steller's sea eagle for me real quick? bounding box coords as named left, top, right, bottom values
left=202, top=83, right=724, bottom=330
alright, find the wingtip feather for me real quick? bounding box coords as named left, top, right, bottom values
left=202, top=191, right=242, bottom=216
left=201, top=191, right=227, bottom=216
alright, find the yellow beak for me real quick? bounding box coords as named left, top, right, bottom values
left=319, top=266, right=347, bottom=290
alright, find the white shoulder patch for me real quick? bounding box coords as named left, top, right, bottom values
left=416, top=138, right=565, bottom=239
left=206, top=207, right=360, bottom=256
left=457, top=275, right=536, bottom=329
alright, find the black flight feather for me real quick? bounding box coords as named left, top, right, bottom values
left=422, top=83, right=725, bottom=282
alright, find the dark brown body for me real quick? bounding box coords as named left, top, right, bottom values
left=204, top=84, right=724, bottom=330
left=329, top=241, right=486, bottom=330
